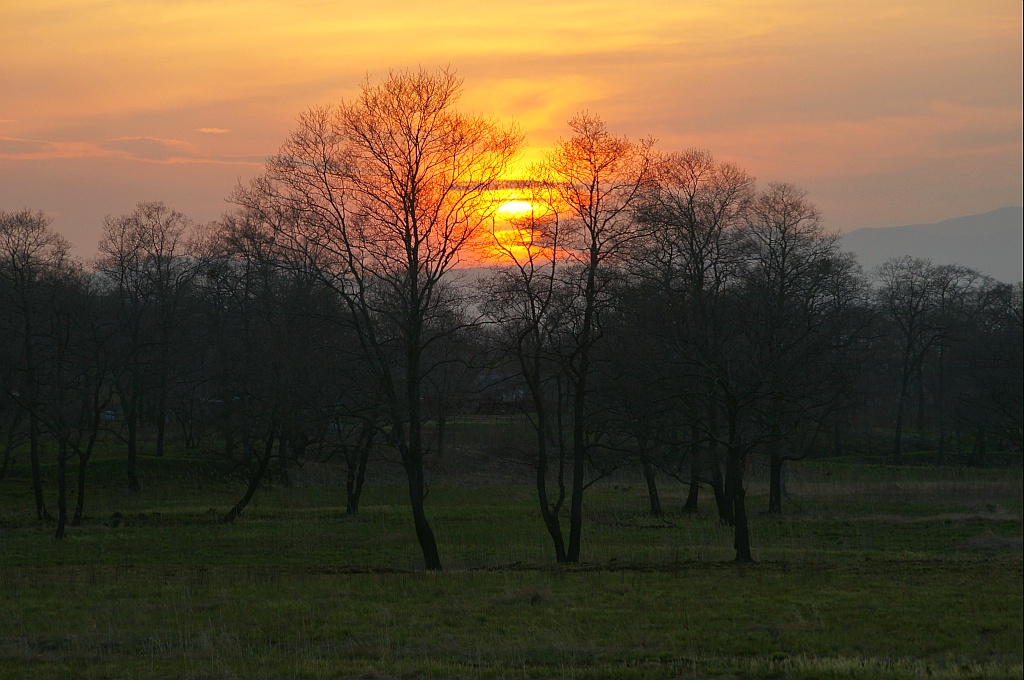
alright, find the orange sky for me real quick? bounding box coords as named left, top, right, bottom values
left=1, top=1, right=1021, bottom=256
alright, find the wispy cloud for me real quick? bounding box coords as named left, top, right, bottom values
left=0, top=137, right=50, bottom=156
left=196, top=127, right=231, bottom=134
left=0, top=137, right=108, bottom=160
left=0, top=134, right=262, bottom=167
left=103, top=135, right=196, bottom=161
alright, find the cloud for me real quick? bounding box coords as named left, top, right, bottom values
left=1, top=135, right=200, bottom=162
left=196, top=127, right=231, bottom=134
left=0, top=137, right=51, bottom=156
left=102, top=136, right=196, bottom=161
left=0, top=137, right=108, bottom=160
left=0, top=132, right=265, bottom=168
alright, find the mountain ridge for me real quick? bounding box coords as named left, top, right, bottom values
left=839, top=207, right=1023, bottom=283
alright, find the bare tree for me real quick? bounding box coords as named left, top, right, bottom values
left=676, top=183, right=867, bottom=559
left=236, top=67, right=521, bottom=570
left=873, top=257, right=989, bottom=464
left=35, top=265, right=113, bottom=537
left=0, top=209, right=71, bottom=520
left=199, top=210, right=289, bottom=523
left=738, top=184, right=868, bottom=517
left=481, top=194, right=571, bottom=560
left=949, top=281, right=1023, bottom=461
left=629, top=149, right=755, bottom=517
left=195, top=208, right=347, bottom=522
left=96, top=201, right=198, bottom=490
left=485, top=113, right=654, bottom=563
left=587, top=292, right=678, bottom=517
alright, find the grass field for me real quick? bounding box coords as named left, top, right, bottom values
left=0, top=444, right=1021, bottom=679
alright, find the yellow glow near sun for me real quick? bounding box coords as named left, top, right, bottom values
left=489, top=225, right=550, bottom=264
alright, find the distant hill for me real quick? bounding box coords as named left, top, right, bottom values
left=840, top=207, right=1023, bottom=283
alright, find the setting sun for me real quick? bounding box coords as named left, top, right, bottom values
left=474, top=189, right=559, bottom=265
left=496, top=199, right=536, bottom=218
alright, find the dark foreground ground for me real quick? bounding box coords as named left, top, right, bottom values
left=1, top=449, right=1021, bottom=679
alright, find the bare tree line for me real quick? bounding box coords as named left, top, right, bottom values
left=1, top=68, right=1020, bottom=567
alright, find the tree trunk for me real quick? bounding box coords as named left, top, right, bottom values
left=536, top=433, right=567, bottom=562
left=435, top=409, right=446, bottom=459
left=726, top=444, right=753, bottom=562
left=155, top=373, right=168, bottom=457
left=345, top=447, right=369, bottom=515
left=345, top=422, right=374, bottom=515
left=936, top=343, right=946, bottom=465
left=893, top=345, right=914, bottom=465
left=223, top=429, right=275, bottom=523
left=565, top=427, right=587, bottom=563
left=683, top=465, right=700, bottom=513
left=732, top=486, right=753, bottom=562
left=565, top=348, right=592, bottom=563
left=404, top=454, right=442, bottom=570
left=767, top=422, right=784, bottom=515
left=71, top=422, right=97, bottom=526
left=711, top=465, right=731, bottom=525
left=565, top=249, right=601, bottom=565
left=768, top=449, right=783, bottom=515
left=403, top=305, right=443, bottom=571
left=640, top=458, right=663, bottom=517
left=72, top=450, right=89, bottom=526
left=0, top=431, right=11, bottom=481
left=73, top=383, right=105, bottom=527
left=29, top=412, right=50, bottom=521
left=22, top=311, right=49, bottom=520
left=125, top=395, right=141, bottom=492
left=683, top=427, right=701, bottom=512
left=55, top=442, right=69, bottom=539
left=914, top=363, right=926, bottom=432
left=155, top=408, right=166, bottom=457
left=523, top=350, right=566, bottom=563
left=276, top=433, right=291, bottom=487
left=969, top=427, right=986, bottom=468
left=0, top=411, right=23, bottom=481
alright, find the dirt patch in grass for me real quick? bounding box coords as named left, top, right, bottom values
left=962, top=531, right=1024, bottom=552
left=847, top=507, right=1021, bottom=523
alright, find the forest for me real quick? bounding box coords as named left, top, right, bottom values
left=1, top=66, right=1021, bottom=680
left=1, top=68, right=1020, bottom=562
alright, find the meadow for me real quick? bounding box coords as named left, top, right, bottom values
left=0, top=434, right=1021, bottom=679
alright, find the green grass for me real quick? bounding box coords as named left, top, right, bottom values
left=0, top=449, right=1020, bottom=679
left=1, top=562, right=1020, bottom=679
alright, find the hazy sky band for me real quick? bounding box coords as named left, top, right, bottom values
left=1, top=0, right=1020, bottom=254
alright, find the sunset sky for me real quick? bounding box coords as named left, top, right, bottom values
left=1, top=0, right=1021, bottom=256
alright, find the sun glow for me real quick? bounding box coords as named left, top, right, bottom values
left=489, top=225, right=551, bottom=264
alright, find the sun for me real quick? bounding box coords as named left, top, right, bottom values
left=496, top=199, right=537, bottom=218
left=461, top=185, right=556, bottom=266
